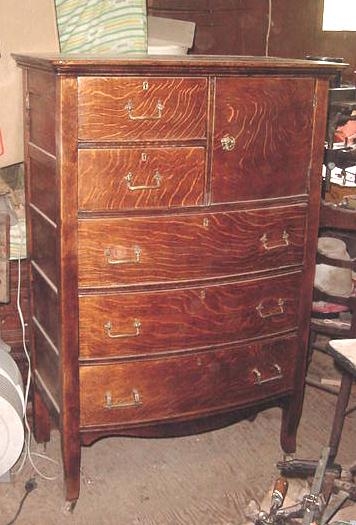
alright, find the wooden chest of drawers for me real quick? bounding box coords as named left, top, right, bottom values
left=14, top=54, right=342, bottom=507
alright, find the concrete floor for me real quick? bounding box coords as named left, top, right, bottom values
left=1, top=351, right=355, bottom=525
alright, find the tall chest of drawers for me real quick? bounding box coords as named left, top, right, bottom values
left=14, top=54, right=341, bottom=506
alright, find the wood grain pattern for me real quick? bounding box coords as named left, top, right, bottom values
left=33, top=322, right=60, bottom=406
left=78, top=147, right=205, bottom=210
left=32, top=268, right=59, bottom=349
left=79, top=335, right=298, bottom=427
left=56, top=75, right=82, bottom=504
left=27, top=70, right=56, bottom=155
left=31, top=210, right=58, bottom=288
left=14, top=53, right=339, bottom=505
left=78, top=205, right=306, bottom=287
left=28, top=145, right=58, bottom=224
left=212, top=77, right=315, bottom=202
left=79, top=272, right=301, bottom=358
left=78, top=77, right=208, bottom=141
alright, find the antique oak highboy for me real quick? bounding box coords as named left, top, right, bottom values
left=14, top=54, right=342, bottom=507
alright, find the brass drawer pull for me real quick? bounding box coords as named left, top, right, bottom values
left=124, top=171, right=161, bottom=191
left=104, top=319, right=141, bottom=339
left=260, top=231, right=290, bottom=251
left=256, top=298, right=285, bottom=319
left=104, top=389, right=142, bottom=409
left=124, top=99, right=164, bottom=121
left=104, top=245, right=141, bottom=265
left=220, top=134, right=236, bottom=151
left=252, top=364, right=283, bottom=385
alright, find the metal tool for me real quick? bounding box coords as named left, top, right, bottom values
left=255, top=477, right=289, bottom=524
left=302, top=447, right=330, bottom=524
left=253, top=448, right=332, bottom=525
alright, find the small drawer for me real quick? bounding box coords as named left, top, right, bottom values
left=78, top=147, right=205, bottom=211
left=78, top=205, right=306, bottom=287
left=78, top=77, right=208, bottom=141
left=79, top=336, right=298, bottom=427
left=79, top=272, right=301, bottom=359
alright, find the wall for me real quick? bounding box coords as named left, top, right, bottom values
left=0, top=0, right=59, bottom=168
left=147, top=0, right=356, bottom=82
left=269, top=0, right=356, bottom=82
left=147, top=0, right=268, bottom=56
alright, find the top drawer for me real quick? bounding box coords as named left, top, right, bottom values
left=78, top=77, right=208, bottom=142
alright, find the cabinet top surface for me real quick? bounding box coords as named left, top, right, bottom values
left=12, top=53, right=346, bottom=76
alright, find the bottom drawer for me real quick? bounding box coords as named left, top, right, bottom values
left=79, top=336, right=298, bottom=427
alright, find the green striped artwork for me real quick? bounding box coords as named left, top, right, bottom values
left=55, top=0, right=147, bottom=54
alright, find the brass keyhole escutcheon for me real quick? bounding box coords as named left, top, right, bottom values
left=221, top=134, right=236, bottom=151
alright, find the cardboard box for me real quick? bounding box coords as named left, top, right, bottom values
left=0, top=0, right=59, bottom=168
left=147, top=15, right=195, bottom=54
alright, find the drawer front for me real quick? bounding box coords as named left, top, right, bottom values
left=78, top=147, right=205, bottom=211
left=78, top=77, right=208, bottom=141
left=78, top=205, right=306, bottom=287
left=79, top=336, right=298, bottom=427
left=79, top=272, right=301, bottom=358
left=212, top=77, right=315, bottom=202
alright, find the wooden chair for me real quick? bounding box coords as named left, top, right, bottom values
left=325, top=338, right=356, bottom=467
left=306, top=202, right=356, bottom=447
left=279, top=338, right=356, bottom=505
left=309, top=201, right=356, bottom=356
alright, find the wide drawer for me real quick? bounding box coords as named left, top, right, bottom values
left=79, top=336, right=298, bottom=427
left=78, top=147, right=205, bottom=211
left=78, top=77, right=208, bottom=141
left=79, top=272, right=301, bottom=358
left=78, top=205, right=306, bottom=287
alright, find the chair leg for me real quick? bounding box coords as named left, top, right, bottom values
left=307, top=328, right=318, bottom=366
left=328, top=370, right=353, bottom=465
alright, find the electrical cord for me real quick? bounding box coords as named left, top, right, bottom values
left=5, top=477, right=37, bottom=525
left=11, top=221, right=59, bottom=481
left=265, top=0, right=272, bottom=56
